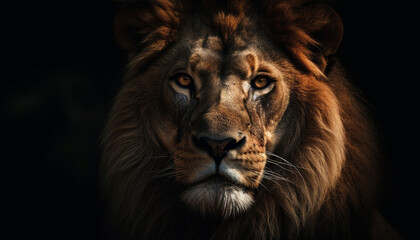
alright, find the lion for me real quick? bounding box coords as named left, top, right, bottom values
left=101, top=0, right=401, bottom=239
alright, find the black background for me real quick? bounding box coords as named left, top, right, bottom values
left=3, top=0, right=418, bottom=239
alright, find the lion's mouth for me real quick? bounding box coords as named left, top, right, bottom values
left=181, top=174, right=255, bottom=217
left=193, top=174, right=254, bottom=191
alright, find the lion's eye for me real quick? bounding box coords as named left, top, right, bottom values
left=174, top=74, right=193, bottom=88
left=251, top=76, right=272, bottom=90
left=169, top=73, right=195, bottom=101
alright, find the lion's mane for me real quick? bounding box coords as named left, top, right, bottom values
left=101, top=0, right=396, bottom=239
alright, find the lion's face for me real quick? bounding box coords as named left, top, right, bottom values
left=105, top=1, right=378, bottom=238
left=153, top=32, right=291, bottom=217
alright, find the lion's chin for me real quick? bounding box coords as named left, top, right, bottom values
left=181, top=175, right=254, bottom=218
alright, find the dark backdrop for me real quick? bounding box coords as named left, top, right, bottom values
left=4, top=0, right=418, bottom=239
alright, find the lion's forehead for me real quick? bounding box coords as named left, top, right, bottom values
left=186, top=36, right=271, bottom=85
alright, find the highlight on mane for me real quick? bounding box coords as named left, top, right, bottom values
left=210, top=0, right=249, bottom=43
left=101, top=0, right=401, bottom=239
left=114, top=0, right=185, bottom=74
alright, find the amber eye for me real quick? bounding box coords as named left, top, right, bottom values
left=251, top=76, right=271, bottom=89
left=174, top=74, right=193, bottom=88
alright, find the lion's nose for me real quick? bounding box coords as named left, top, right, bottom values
left=192, top=136, right=246, bottom=166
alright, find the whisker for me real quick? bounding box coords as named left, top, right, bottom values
left=266, top=152, right=303, bottom=169
left=266, top=158, right=296, bottom=174
left=146, top=164, right=175, bottom=176
left=257, top=180, right=269, bottom=192
left=263, top=165, right=300, bottom=188
left=262, top=174, right=290, bottom=189
left=266, top=158, right=305, bottom=184
left=148, top=145, right=193, bottom=181
left=265, top=151, right=305, bottom=183
left=264, top=170, right=294, bottom=185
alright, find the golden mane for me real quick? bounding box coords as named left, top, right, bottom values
left=101, top=0, right=400, bottom=239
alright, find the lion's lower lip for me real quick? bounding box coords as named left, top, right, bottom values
left=205, top=174, right=232, bottom=185
left=193, top=174, right=253, bottom=191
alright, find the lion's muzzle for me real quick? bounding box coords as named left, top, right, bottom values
left=192, top=135, right=246, bottom=166
left=175, top=131, right=266, bottom=218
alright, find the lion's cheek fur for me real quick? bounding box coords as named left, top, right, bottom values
left=261, top=76, right=347, bottom=229
left=154, top=119, right=178, bottom=150
left=295, top=77, right=346, bottom=187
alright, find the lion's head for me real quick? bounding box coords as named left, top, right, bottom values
left=101, top=0, right=394, bottom=239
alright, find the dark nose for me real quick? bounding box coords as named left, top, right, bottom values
left=192, top=136, right=246, bottom=166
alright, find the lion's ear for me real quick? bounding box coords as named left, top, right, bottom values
left=113, top=2, right=181, bottom=50
left=114, top=2, right=151, bottom=50
left=265, top=3, right=343, bottom=75
left=305, top=5, right=344, bottom=70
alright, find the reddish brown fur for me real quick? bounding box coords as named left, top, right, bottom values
left=102, top=0, right=401, bottom=239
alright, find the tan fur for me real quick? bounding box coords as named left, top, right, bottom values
left=102, top=0, right=400, bottom=239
